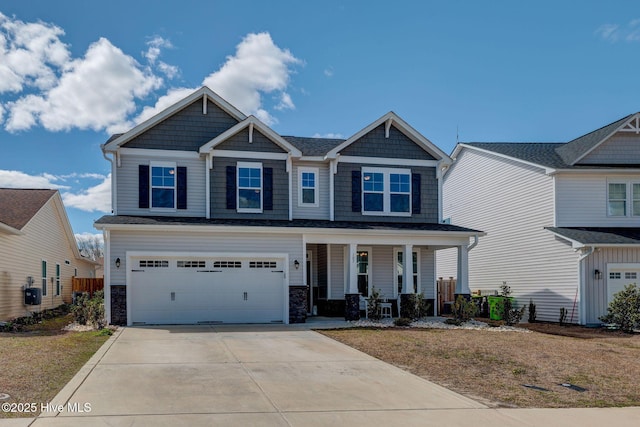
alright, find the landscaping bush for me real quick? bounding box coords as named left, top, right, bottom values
left=599, top=284, right=640, bottom=333
left=498, top=283, right=525, bottom=326
left=400, top=292, right=431, bottom=320
left=72, top=290, right=105, bottom=329
left=559, top=307, right=568, bottom=326
left=449, top=295, right=478, bottom=325
left=528, top=299, right=537, bottom=323
left=367, top=286, right=383, bottom=320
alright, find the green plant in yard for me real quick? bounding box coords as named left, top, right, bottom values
left=528, top=299, right=537, bottom=323
left=400, top=292, right=431, bottom=320
left=367, top=286, right=383, bottom=321
left=559, top=307, right=568, bottom=325
left=72, top=290, right=105, bottom=329
left=449, top=295, right=478, bottom=325
left=599, top=284, right=640, bottom=333
left=393, top=317, right=412, bottom=327
left=498, top=283, right=525, bottom=326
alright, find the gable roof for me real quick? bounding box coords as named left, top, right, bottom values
left=103, top=87, right=247, bottom=152
left=458, top=142, right=566, bottom=170
left=555, top=113, right=636, bottom=165
left=546, top=227, right=640, bottom=248
left=326, top=112, right=451, bottom=162
left=198, top=116, right=302, bottom=156
left=0, top=189, right=57, bottom=233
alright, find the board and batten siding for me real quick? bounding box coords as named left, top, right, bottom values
left=438, top=148, right=579, bottom=322
left=579, top=132, right=640, bottom=165
left=555, top=172, right=640, bottom=227
left=108, top=229, right=303, bottom=288
left=116, top=153, right=206, bottom=217
left=582, top=247, right=640, bottom=324
left=0, top=196, right=94, bottom=320
left=291, top=161, right=330, bottom=220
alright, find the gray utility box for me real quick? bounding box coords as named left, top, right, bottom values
left=24, top=288, right=42, bottom=305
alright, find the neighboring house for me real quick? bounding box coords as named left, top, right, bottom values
left=0, top=189, right=97, bottom=321
left=95, top=86, right=481, bottom=326
left=438, top=114, right=640, bottom=325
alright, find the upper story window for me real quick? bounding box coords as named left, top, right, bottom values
left=151, top=162, right=176, bottom=209
left=608, top=181, right=640, bottom=217
left=362, top=167, right=411, bottom=216
left=237, top=162, right=262, bottom=212
left=299, top=167, right=319, bottom=207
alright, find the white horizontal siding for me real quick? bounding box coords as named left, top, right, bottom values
left=555, top=173, right=640, bottom=227
left=108, top=230, right=303, bottom=287
left=421, top=248, right=436, bottom=300
left=0, top=197, right=93, bottom=320
left=329, top=244, right=345, bottom=298
left=291, top=161, right=330, bottom=220
left=439, top=148, right=579, bottom=322
left=580, top=132, right=640, bottom=164
left=116, top=153, right=206, bottom=217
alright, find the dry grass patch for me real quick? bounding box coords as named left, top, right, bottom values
left=0, top=314, right=110, bottom=418
left=320, top=325, right=640, bottom=408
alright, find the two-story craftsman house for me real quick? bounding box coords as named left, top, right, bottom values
left=95, top=87, right=481, bottom=326
left=438, top=113, right=640, bottom=325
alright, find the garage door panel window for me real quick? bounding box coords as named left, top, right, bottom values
left=249, top=261, right=277, bottom=268
left=177, top=261, right=206, bottom=268
left=213, top=261, right=242, bottom=268
left=140, top=260, right=169, bottom=268
left=625, top=272, right=637, bottom=280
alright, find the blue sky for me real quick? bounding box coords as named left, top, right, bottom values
left=1, top=1, right=640, bottom=240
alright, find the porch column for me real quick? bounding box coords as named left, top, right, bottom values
left=400, top=244, right=414, bottom=318
left=456, top=244, right=471, bottom=298
left=402, top=244, right=414, bottom=294
left=345, top=243, right=360, bottom=321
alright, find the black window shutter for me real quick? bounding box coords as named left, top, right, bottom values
left=263, top=167, right=273, bottom=210
left=352, top=170, right=362, bottom=212
left=411, top=173, right=421, bottom=214
left=177, top=167, right=187, bottom=209
left=138, top=165, right=149, bottom=209
left=226, top=166, right=236, bottom=209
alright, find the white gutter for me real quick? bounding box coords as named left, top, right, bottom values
left=467, top=234, right=479, bottom=251
left=101, top=146, right=116, bottom=215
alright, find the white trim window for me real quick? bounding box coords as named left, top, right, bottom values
left=393, top=248, right=420, bottom=296
left=237, top=161, right=263, bottom=212
left=150, top=162, right=176, bottom=209
left=362, top=167, right=411, bottom=216
left=357, top=247, right=372, bottom=297
left=607, top=181, right=640, bottom=217
left=55, top=263, right=61, bottom=296
left=298, top=167, right=319, bottom=207
left=41, top=260, right=47, bottom=296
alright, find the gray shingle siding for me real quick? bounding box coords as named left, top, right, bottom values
left=124, top=99, right=239, bottom=151
left=333, top=163, right=438, bottom=223
left=339, top=124, right=436, bottom=160
left=210, top=157, right=288, bottom=220
left=215, top=128, right=286, bottom=153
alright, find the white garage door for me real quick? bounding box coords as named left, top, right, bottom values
left=607, top=264, right=640, bottom=304
left=129, top=256, right=285, bottom=325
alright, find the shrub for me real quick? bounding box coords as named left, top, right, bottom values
left=498, top=283, right=525, bottom=326
left=72, top=290, right=105, bottom=329
left=400, top=292, right=431, bottom=320
left=559, top=307, right=568, bottom=326
left=394, top=317, right=412, bottom=327
left=599, top=284, right=640, bottom=333
left=367, top=286, right=383, bottom=321
left=451, top=295, right=478, bottom=324
left=528, top=299, right=537, bottom=323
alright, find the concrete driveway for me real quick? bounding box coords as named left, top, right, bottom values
left=22, top=325, right=640, bottom=426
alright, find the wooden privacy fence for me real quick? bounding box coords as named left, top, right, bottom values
left=71, top=277, right=104, bottom=297
left=437, top=277, right=456, bottom=314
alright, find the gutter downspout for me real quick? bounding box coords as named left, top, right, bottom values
left=467, top=234, right=479, bottom=252
left=575, top=246, right=595, bottom=325
left=101, top=146, right=116, bottom=215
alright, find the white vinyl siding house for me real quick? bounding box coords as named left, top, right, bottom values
left=438, top=147, right=579, bottom=322
left=0, top=190, right=96, bottom=321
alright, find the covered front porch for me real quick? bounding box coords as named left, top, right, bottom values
left=300, top=226, right=481, bottom=321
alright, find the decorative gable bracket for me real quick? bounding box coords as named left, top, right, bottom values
left=620, top=116, right=640, bottom=134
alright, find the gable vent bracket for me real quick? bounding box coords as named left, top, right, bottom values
left=249, top=122, right=254, bottom=143
left=202, top=94, right=207, bottom=115
left=385, top=118, right=393, bottom=138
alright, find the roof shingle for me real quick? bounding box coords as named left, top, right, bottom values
left=0, top=189, right=57, bottom=231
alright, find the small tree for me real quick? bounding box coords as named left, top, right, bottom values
left=367, top=286, right=383, bottom=321
left=600, top=284, right=640, bottom=333
left=499, top=283, right=525, bottom=326
left=449, top=295, right=478, bottom=325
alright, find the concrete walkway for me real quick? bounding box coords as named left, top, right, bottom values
left=5, top=323, right=640, bottom=426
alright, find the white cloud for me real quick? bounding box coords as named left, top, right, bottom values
left=144, top=36, right=179, bottom=79
left=312, top=132, right=344, bottom=139
left=324, top=67, right=334, bottom=77
left=0, top=11, right=70, bottom=93
left=596, top=20, right=640, bottom=42
left=202, top=32, right=302, bottom=125
left=274, top=92, right=294, bottom=111
left=0, top=169, right=69, bottom=189
left=61, top=174, right=111, bottom=213
left=5, top=37, right=162, bottom=133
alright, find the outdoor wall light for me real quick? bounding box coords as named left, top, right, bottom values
left=115, top=258, right=121, bottom=269
left=594, top=269, right=601, bottom=280
left=294, top=260, right=300, bottom=270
